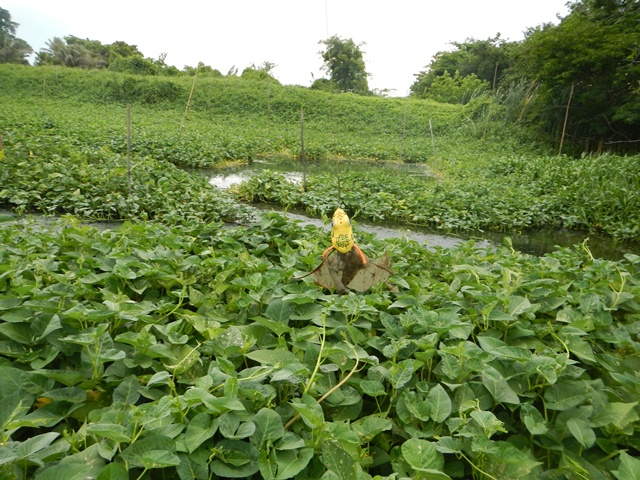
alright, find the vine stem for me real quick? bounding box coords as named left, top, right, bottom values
left=304, top=315, right=327, bottom=395
left=458, top=451, right=499, bottom=480
left=285, top=343, right=360, bottom=430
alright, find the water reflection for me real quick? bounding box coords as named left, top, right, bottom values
left=198, top=160, right=639, bottom=260
left=197, top=158, right=432, bottom=190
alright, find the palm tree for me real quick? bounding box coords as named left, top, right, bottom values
left=0, top=8, right=33, bottom=65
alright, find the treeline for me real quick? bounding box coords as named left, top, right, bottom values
left=410, top=0, right=640, bottom=153
left=2, top=1, right=639, bottom=153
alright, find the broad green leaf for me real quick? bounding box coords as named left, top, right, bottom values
left=112, top=375, right=140, bottom=405
left=219, top=412, right=255, bottom=440
left=470, top=411, right=506, bottom=437
left=40, top=387, right=86, bottom=403
left=613, top=452, right=640, bottom=480
left=224, top=376, right=239, bottom=397
left=0, top=391, right=26, bottom=431
left=520, top=403, right=548, bottom=435
left=252, top=316, right=291, bottom=336
left=275, top=448, right=314, bottom=480
left=276, top=432, right=306, bottom=450
left=401, top=438, right=444, bottom=472
left=566, top=418, right=596, bottom=448
left=35, top=463, right=101, bottom=480
left=13, top=432, right=60, bottom=461
left=390, top=359, right=414, bottom=390
left=259, top=449, right=277, bottom=480
left=0, top=448, right=16, bottom=467
left=219, top=411, right=240, bottom=438
left=121, top=435, right=176, bottom=468
left=401, top=391, right=430, bottom=422
left=507, top=296, right=533, bottom=317
left=477, top=336, right=531, bottom=361
left=147, top=371, right=172, bottom=387
left=265, top=299, right=294, bottom=324
left=36, top=314, right=63, bottom=340
left=481, top=365, right=520, bottom=405
left=0, top=322, right=33, bottom=344
left=561, top=451, right=608, bottom=480
left=321, top=440, right=358, bottom=480
left=270, top=362, right=309, bottom=382
left=252, top=408, right=285, bottom=449
left=210, top=440, right=259, bottom=477
left=0, top=297, right=22, bottom=310
left=290, top=394, right=324, bottom=429
left=245, top=349, right=298, bottom=366
left=184, top=413, right=218, bottom=453
left=566, top=337, right=596, bottom=363
left=427, top=384, right=452, bottom=423
left=360, top=379, right=386, bottom=397
left=483, top=441, right=543, bottom=478
left=86, top=423, right=132, bottom=443
left=544, top=381, right=589, bottom=411
left=436, top=436, right=463, bottom=454
left=352, top=415, right=393, bottom=442
left=210, top=460, right=259, bottom=478
left=176, top=452, right=209, bottom=480
left=137, top=450, right=181, bottom=469
left=96, top=462, right=129, bottom=480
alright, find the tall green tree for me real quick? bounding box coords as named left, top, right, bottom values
left=36, top=36, right=103, bottom=67
left=513, top=0, right=640, bottom=151
left=318, top=36, right=370, bottom=95
left=411, top=36, right=513, bottom=98
left=0, top=8, right=33, bottom=64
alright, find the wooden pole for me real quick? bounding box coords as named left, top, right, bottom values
left=127, top=104, right=132, bottom=195
left=181, top=63, right=200, bottom=133
left=559, top=84, right=574, bottom=156
left=429, top=119, right=437, bottom=166
left=300, top=107, right=307, bottom=192
left=402, top=94, right=408, bottom=161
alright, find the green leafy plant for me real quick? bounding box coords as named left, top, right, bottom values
left=0, top=212, right=639, bottom=479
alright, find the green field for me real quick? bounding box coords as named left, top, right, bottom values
left=1, top=65, right=640, bottom=479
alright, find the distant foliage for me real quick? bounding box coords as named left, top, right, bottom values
left=424, top=70, right=489, bottom=105
left=318, top=36, right=370, bottom=95
left=513, top=0, right=640, bottom=152
left=411, top=36, right=511, bottom=98
left=412, top=0, right=640, bottom=153
left=103, top=76, right=185, bottom=104
left=241, top=66, right=281, bottom=85
left=0, top=7, right=32, bottom=65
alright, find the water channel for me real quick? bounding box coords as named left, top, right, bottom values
left=196, top=158, right=640, bottom=261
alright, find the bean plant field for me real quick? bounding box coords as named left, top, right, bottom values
left=1, top=65, right=640, bottom=479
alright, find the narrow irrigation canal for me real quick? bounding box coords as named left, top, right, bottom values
left=197, top=158, right=640, bottom=261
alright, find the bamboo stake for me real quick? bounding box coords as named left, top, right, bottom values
left=429, top=119, right=437, bottom=166
left=181, top=63, right=200, bottom=133
left=300, top=107, right=307, bottom=192
left=127, top=104, right=132, bottom=195
left=42, top=75, right=47, bottom=116
left=402, top=94, right=408, bottom=161
left=559, top=84, right=574, bottom=156
left=481, top=63, right=499, bottom=141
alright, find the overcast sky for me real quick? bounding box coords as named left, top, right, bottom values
left=5, top=1, right=570, bottom=95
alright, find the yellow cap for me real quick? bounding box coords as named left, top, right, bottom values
left=331, top=208, right=354, bottom=253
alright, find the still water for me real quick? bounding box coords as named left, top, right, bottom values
left=198, top=158, right=640, bottom=261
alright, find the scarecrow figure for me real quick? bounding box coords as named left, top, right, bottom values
left=301, top=208, right=393, bottom=294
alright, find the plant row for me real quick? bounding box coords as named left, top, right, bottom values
left=235, top=155, right=640, bottom=241
left=1, top=213, right=639, bottom=479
